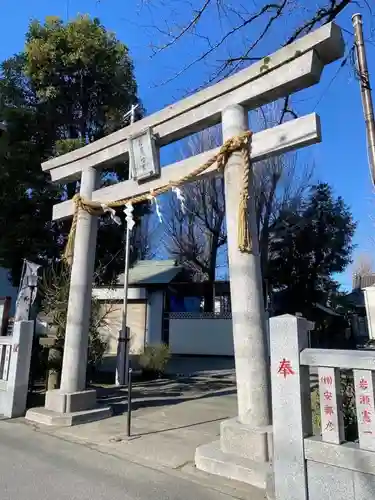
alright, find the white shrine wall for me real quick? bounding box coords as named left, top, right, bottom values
left=169, top=313, right=234, bottom=356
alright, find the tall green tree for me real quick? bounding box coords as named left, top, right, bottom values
left=25, top=16, right=141, bottom=145
left=0, top=15, right=143, bottom=285
left=0, top=55, right=63, bottom=283
left=269, top=183, right=356, bottom=319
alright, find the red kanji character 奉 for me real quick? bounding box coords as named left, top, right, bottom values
left=324, top=391, right=333, bottom=401
left=359, top=378, right=369, bottom=390
left=324, top=405, right=334, bottom=416
left=277, top=358, right=295, bottom=378
left=360, top=395, right=371, bottom=405
left=362, top=409, right=372, bottom=424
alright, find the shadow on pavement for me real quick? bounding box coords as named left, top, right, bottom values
left=95, top=374, right=236, bottom=416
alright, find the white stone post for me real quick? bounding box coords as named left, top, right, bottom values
left=270, top=314, right=311, bottom=500
left=3, top=321, right=34, bottom=418
left=60, top=166, right=99, bottom=394
left=363, top=286, right=375, bottom=339
left=222, top=104, right=270, bottom=427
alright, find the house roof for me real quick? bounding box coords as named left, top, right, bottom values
left=346, top=288, right=365, bottom=308
left=271, top=291, right=343, bottom=317
left=353, top=273, right=375, bottom=290
left=345, top=273, right=375, bottom=309
left=313, top=302, right=341, bottom=317
left=117, top=260, right=184, bottom=286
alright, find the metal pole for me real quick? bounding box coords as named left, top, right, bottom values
left=115, top=172, right=132, bottom=386
left=127, top=366, right=133, bottom=437
left=116, top=104, right=138, bottom=386
left=352, top=13, right=375, bottom=186
left=122, top=225, right=131, bottom=384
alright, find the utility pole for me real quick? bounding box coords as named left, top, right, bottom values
left=352, top=13, right=375, bottom=186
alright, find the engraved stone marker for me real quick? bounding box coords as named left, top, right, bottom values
left=318, top=367, right=344, bottom=444
left=129, top=128, right=160, bottom=181
left=354, top=369, right=375, bottom=450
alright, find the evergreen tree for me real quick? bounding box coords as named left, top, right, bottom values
left=0, top=16, right=144, bottom=284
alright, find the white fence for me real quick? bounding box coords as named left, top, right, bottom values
left=270, top=314, right=375, bottom=500
left=0, top=321, right=33, bottom=418
left=168, top=313, right=234, bottom=356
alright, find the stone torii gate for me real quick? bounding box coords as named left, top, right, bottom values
left=26, top=23, right=344, bottom=493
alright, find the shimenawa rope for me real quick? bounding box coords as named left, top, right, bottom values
left=63, top=131, right=253, bottom=265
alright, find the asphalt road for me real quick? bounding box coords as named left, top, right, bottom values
left=0, top=420, right=246, bottom=500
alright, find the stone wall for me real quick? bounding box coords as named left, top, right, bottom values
left=270, top=314, right=375, bottom=500
left=305, top=438, right=375, bottom=500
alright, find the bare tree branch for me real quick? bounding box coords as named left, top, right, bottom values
left=279, top=95, right=298, bottom=124
left=352, top=252, right=374, bottom=277
left=163, top=126, right=226, bottom=290
left=161, top=102, right=314, bottom=310
left=150, top=0, right=212, bottom=56
left=151, top=1, right=290, bottom=87
left=132, top=210, right=163, bottom=261
left=284, top=0, right=351, bottom=45
left=141, top=0, right=357, bottom=91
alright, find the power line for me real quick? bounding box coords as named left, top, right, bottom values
left=294, top=25, right=375, bottom=108
left=312, top=49, right=351, bottom=112
left=341, top=26, right=375, bottom=49
left=314, top=24, right=375, bottom=111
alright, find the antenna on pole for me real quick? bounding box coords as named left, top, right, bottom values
left=123, top=104, right=139, bottom=124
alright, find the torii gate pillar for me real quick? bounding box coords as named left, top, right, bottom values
left=26, top=167, right=112, bottom=426
left=222, top=104, right=270, bottom=427
left=195, top=105, right=273, bottom=491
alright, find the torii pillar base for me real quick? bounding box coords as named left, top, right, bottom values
left=195, top=419, right=274, bottom=499
left=25, top=389, right=112, bottom=427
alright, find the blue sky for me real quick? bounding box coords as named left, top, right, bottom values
left=0, top=0, right=374, bottom=290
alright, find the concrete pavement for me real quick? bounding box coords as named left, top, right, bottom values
left=29, top=373, right=239, bottom=470
left=14, top=363, right=322, bottom=500
left=0, top=419, right=265, bottom=500
left=23, top=364, right=320, bottom=480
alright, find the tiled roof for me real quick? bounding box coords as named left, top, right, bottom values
left=117, top=260, right=183, bottom=285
